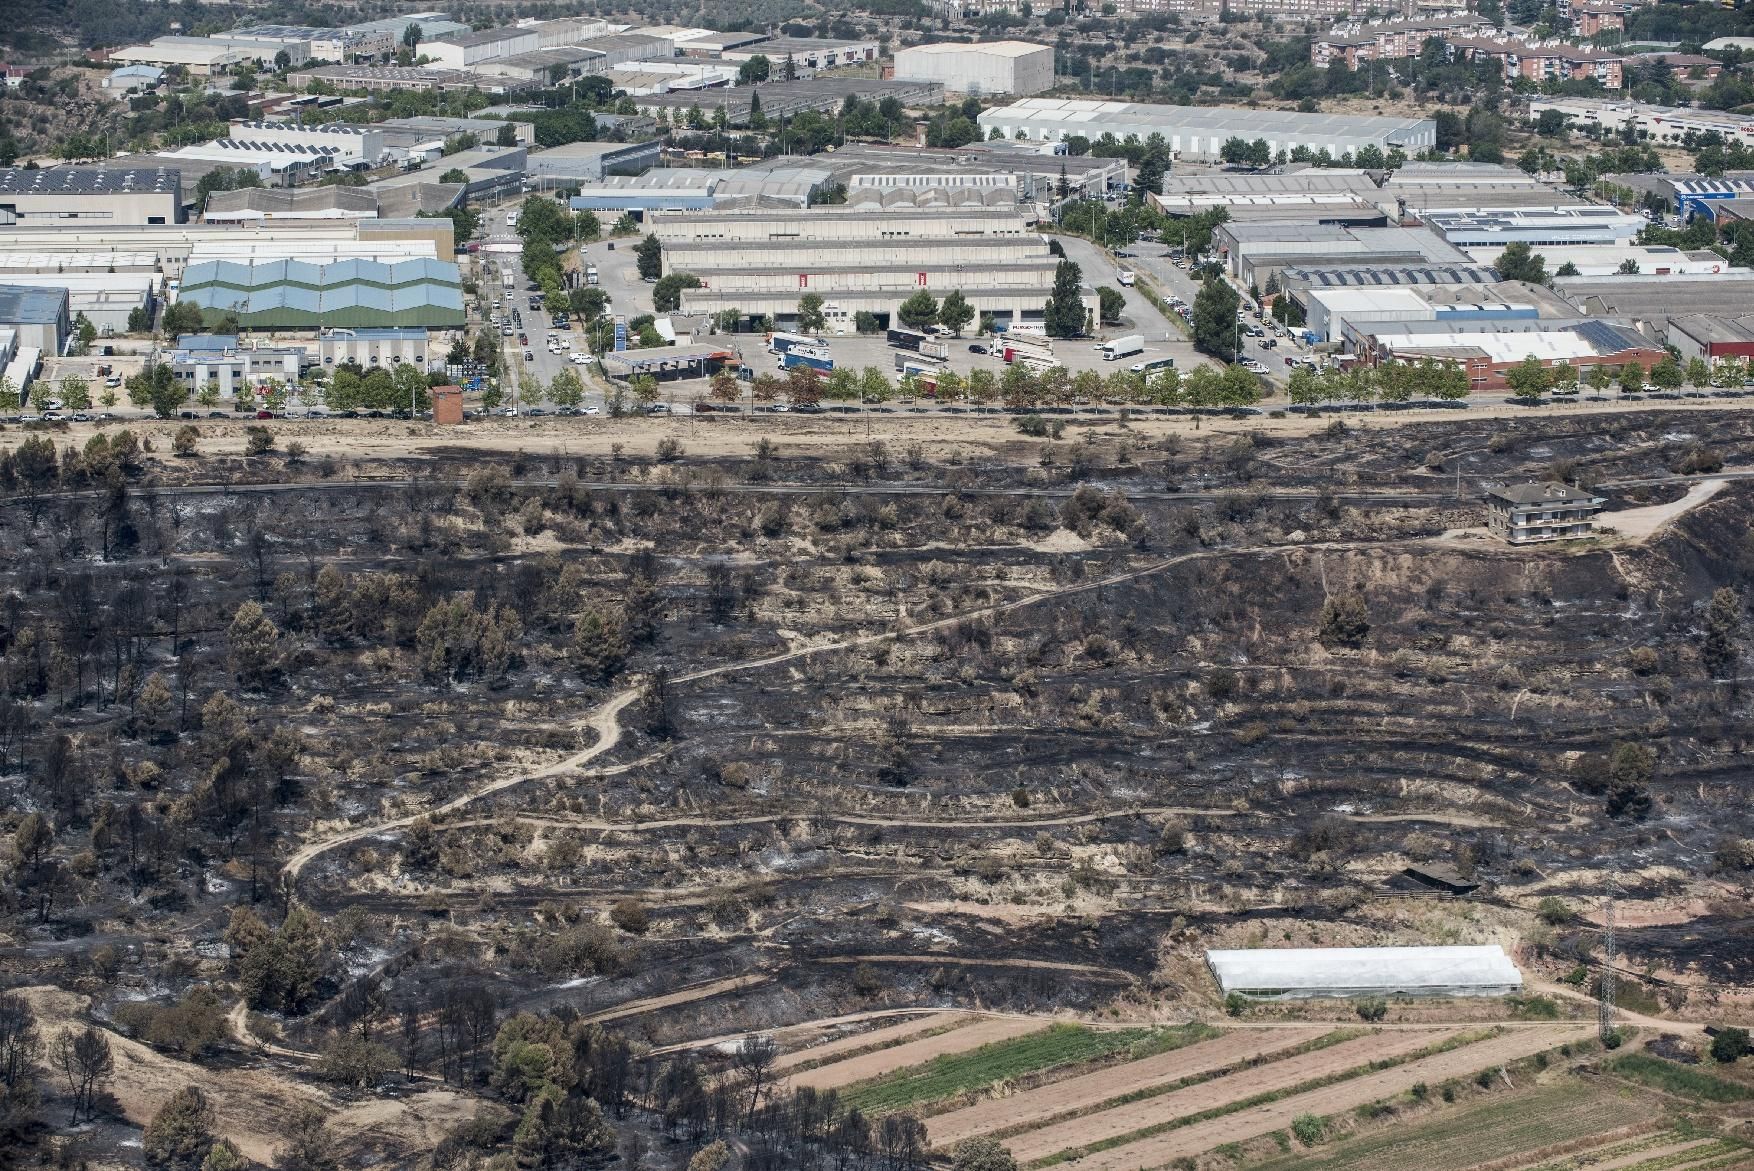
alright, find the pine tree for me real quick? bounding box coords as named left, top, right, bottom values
left=1043, top=259, right=1085, bottom=338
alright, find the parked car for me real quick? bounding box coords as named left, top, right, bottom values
left=104, top=376, right=123, bottom=388
left=968, top=343, right=988, bottom=354
left=255, top=409, right=273, bottom=419
left=646, top=402, right=670, bottom=414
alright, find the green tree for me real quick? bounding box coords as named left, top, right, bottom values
left=275, top=1104, right=339, bottom=1171
left=227, top=601, right=280, bottom=687
left=1494, top=241, right=1548, bottom=285
left=652, top=273, right=701, bottom=313
left=1192, top=277, right=1241, bottom=361
left=897, top=290, right=939, bottom=331
left=939, top=289, right=975, bottom=336
left=1096, top=286, right=1126, bottom=324
left=797, top=292, right=827, bottom=333
left=1648, top=356, right=1683, bottom=391
left=145, top=1085, right=216, bottom=1169
left=951, top=1136, right=1017, bottom=1171
left=60, top=375, right=91, bottom=411
left=391, top=363, right=431, bottom=413
left=1043, top=259, right=1086, bottom=338
left=737, top=54, right=771, bottom=84
left=1503, top=356, right=1551, bottom=402
left=549, top=369, right=584, bottom=409
left=1712, top=1027, right=1750, bottom=1063
left=162, top=301, right=206, bottom=338
left=126, top=362, right=188, bottom=418
left=634, top=233, right=664, bottom=280
left=195, top=379, right=222, bottom=410
left=1685, top=356, right=1712, bottom=389
left=1606, top=741, right=1655, bottom=820
left=439, top=167, right=468, bottom=184
left=1619, top=361, right=1646, bottom=396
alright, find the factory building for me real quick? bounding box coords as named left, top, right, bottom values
left=1357, top=319, right=1665, bottom=390
left=633, top=78, right=944, bottom=127
left=343, top=13, right=471, bottom=43
left=230, top=24, right=395, bottom=62
left=166, top=334, right=307, bottom=396
left=648, top=205, right=1095, bottom=331
left=112, top=35, right=311, bottom=73
left=1208, top=946, right=1522, bottom=1001
left=1301, top=286, right=1548, bottom=344
left=104, top=65, right=165, bottom=92
left=1424, top=206, right=1645, bottom=248
left=176, top=256, right=465, bottom=331
left=0, top=274, right=157, bottom=336
left=424, top=27, right=541, bottom=69
left=1529, top=97, right=1754, bottom=150
left=0, top=168, right=183, bottom=227
left=1665, top=315, right=1754, bottom=366
left=718, top=37, right=879, bottom=72
left=976, top=98, right=1436, bottom=162
left=1213, top=222, right=1469, bottom=287
left=316, top=327, right=432, bottom=368
left=0, top=284, right=70, bottom=357
left=287, top=64, right=535, bottom=95
left=525, top=140, right=664, bottom=186
left=892, top=41, right=1055, bottom=96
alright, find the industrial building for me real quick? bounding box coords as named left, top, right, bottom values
left=1277, top=263, right=1500, bottom=295
left=230, top=23, right=394, bottom=62
left=892, top=41, right=1055, bottom=96
left=0, top=273, right=156, bottom=336
left=604, top=62, right=739, bottom=95
left=976, top=98, right=1437, bottom=162
left=1467, top=244, right=1736, bottom=277
left=204, top=186, right=380, bottom=223
left=570, top=171, right=719, bottom=214
left=0, top=167, right=183, bottom=227
left=1213, top=222, right=1469, bottom=287
left=1557, top=272, right=1754, bottom=327
left=647, top=205, right=1095, bottom=331
left=0, top=284, right=70, bottom=357
left=1424, top=206, right=1645, bottom=248
left=317, top=327, right=432, bottom=367
left=424, top=27, right=541, bottom=68
left=1302, top=285, right=1548, bottom=344
left=287, top=64, right=536, bottom=95
left=378, top=116, right=535, bottom=150
left=175, top=256, right=465, bottom=331
left=166, top=333, right=307, bottom=396
left=1357, top=319, right=1665, bottom=390
left=525, top=139, right=662, bottom=185
left=112, top=34, right=310, bottom=74
left=1207, top=946, right=1522, bottom=1001
left=717, top=36, right=879, bottom=71
left=633, top=78, right=944, bottom=127
left=343, top=12, right=470, bottom=42
left=1528, top=97, right=1754, bottom=150
left=104, top=65, right=165, bottom=92
left=1666, top=315, right=1754, bottom=366
left=0, top=220, right=447, bottom=279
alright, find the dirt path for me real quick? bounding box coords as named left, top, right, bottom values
left=281, top=536, right=1402, bottom=897
left=436, top=804, right=1235, bottom=839
left=1056, top=1024, right=1592, bottom=1171
left=1005, top=1029, right=1455, bottom=1164
left=1581, top=1137, right=1723, bottom=1171
left=1528, top=977, right=1704, bottom=1034
left=772, top=1012, right=973, bottom=1071
left=227, top=998, right=318, bottom=1063
left=1598, top=478, right=1727, bottom=541
left=782, top=1017, right=1051, bottom=1093
left=926, top=1028, right=1326, bottom=1149
left=579, top=974, right=772, bottom=1025
left=23, top=987, right=472, bottom=1166
left=817, top=955, right=1137, bottom=983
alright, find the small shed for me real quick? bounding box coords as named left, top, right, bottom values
left=1207, top=945, right=1522, bottom=1001
left=1402, top=862, right=1480, bottom=895
left=431, top=385, right=464, bottom=425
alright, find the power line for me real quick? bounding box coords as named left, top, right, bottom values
left=1598, top=878, right=1617, bottom=1044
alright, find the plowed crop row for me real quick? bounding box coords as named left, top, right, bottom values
left=1053, top=1024, right=1592, bottom=1171
left=927, top=1028, right=1326, bottom=1149
left=783, top=1018, right=1049, bottom=1092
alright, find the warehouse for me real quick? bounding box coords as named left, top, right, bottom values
left=568, top=171, right=717, bottom=213
left=471, top=47, right=604, bottom=82
left=569, top=33, right=675, bottom=71
left=1466, top=243, right=1736, bottom=276
left=525, top=139, right=662, bottom=185
left=344, top=13, right=470, bottom=42
left=317, top=326, right=432, bottom=368
left=1305, top=284, right=1562, bottom=345
left=648, top=205, right=1094, bottom=330
left=1215, top=223, right=1469, bottom=287
left=1425, top=206, right=1645, bottom=248
left=112, top=35, right=303, bottom=74
left=604, top=62, right=737, bottom=95
left=892, top=41, right=1055, bottom=96
left=1528, top=96, right=1754, bottom=150
left=0, top=167, right=184, bottom=227
left=1667, top=314, right=1754, bottom=365
left=286, top=64, right=535, bottom=95
left=229, top=23, right=393, bottom=62
left=635, top=78, right=944, bottom=127
left=166, top=333, right=307, bottom=396
left=378, top=116, right=534, bottom=149
left=1357, top=319, right=1665, bottom=390
left=0, top=285, right=70, bottom=356
left=425, top=27, right=540, bottom=69
left=1557, top=272, right=1754, bottom=326
left=976, top=98, right=1436, bottom=163
left=1207, top=946, right=1522, bottom=1001
left=0, top=274, right=156, bottom=336
left=718, top=36, right=879, bottom=71
left=175, top=256, right=465, bottom=331
left=203, top=186, right=380, bottom=223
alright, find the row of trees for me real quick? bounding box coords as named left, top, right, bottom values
left=1286, top=360, right=1471, bottom=406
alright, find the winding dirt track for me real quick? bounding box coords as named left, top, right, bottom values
left=781, top=1017, right=1052, bottom=1093
left=1005, top=1029, right=1456, bottom=1164
left=280, top=537, right=1398, bottom=895
left=926, top=1028, right=1326, bottom=1149
left=1051, top=1024, right=1592, bottom=1171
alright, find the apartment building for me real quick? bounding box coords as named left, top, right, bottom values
left=1312, top=14, right=1495, bottom=69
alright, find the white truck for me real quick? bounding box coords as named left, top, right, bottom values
left=586, top=264, right=599, bottom=286
left=1101, top=334, right=1144, bottom=361
left=1116, top=268, right=1136, bottom=287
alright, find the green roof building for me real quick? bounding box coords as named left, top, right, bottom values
left=176, top=257, right=464, bottom=331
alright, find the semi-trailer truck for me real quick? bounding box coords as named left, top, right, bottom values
left=1101, top=334, right=1144, bottom=361
left=768, top=331, right=824, bottom=354
left=782, top=349, right=834, bottom=373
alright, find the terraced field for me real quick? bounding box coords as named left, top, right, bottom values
left=781, top=1017, right=1051, bottom=1092
left=1246, top=1079, right=1663, bottom=1171
left=1050, top=1024, right=1593, bottom=1171
left=1514, top=1130, right=1754, bottom=1171
left=772, top=1012, right=971, bottom=1073
left=926, top=1027, right=1324, bottom=1149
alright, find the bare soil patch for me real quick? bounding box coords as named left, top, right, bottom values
left=774, top=1012, right=973, bottom=1072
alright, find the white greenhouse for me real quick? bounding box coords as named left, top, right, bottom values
left=1207, top=945, right=1523, bottom=1001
